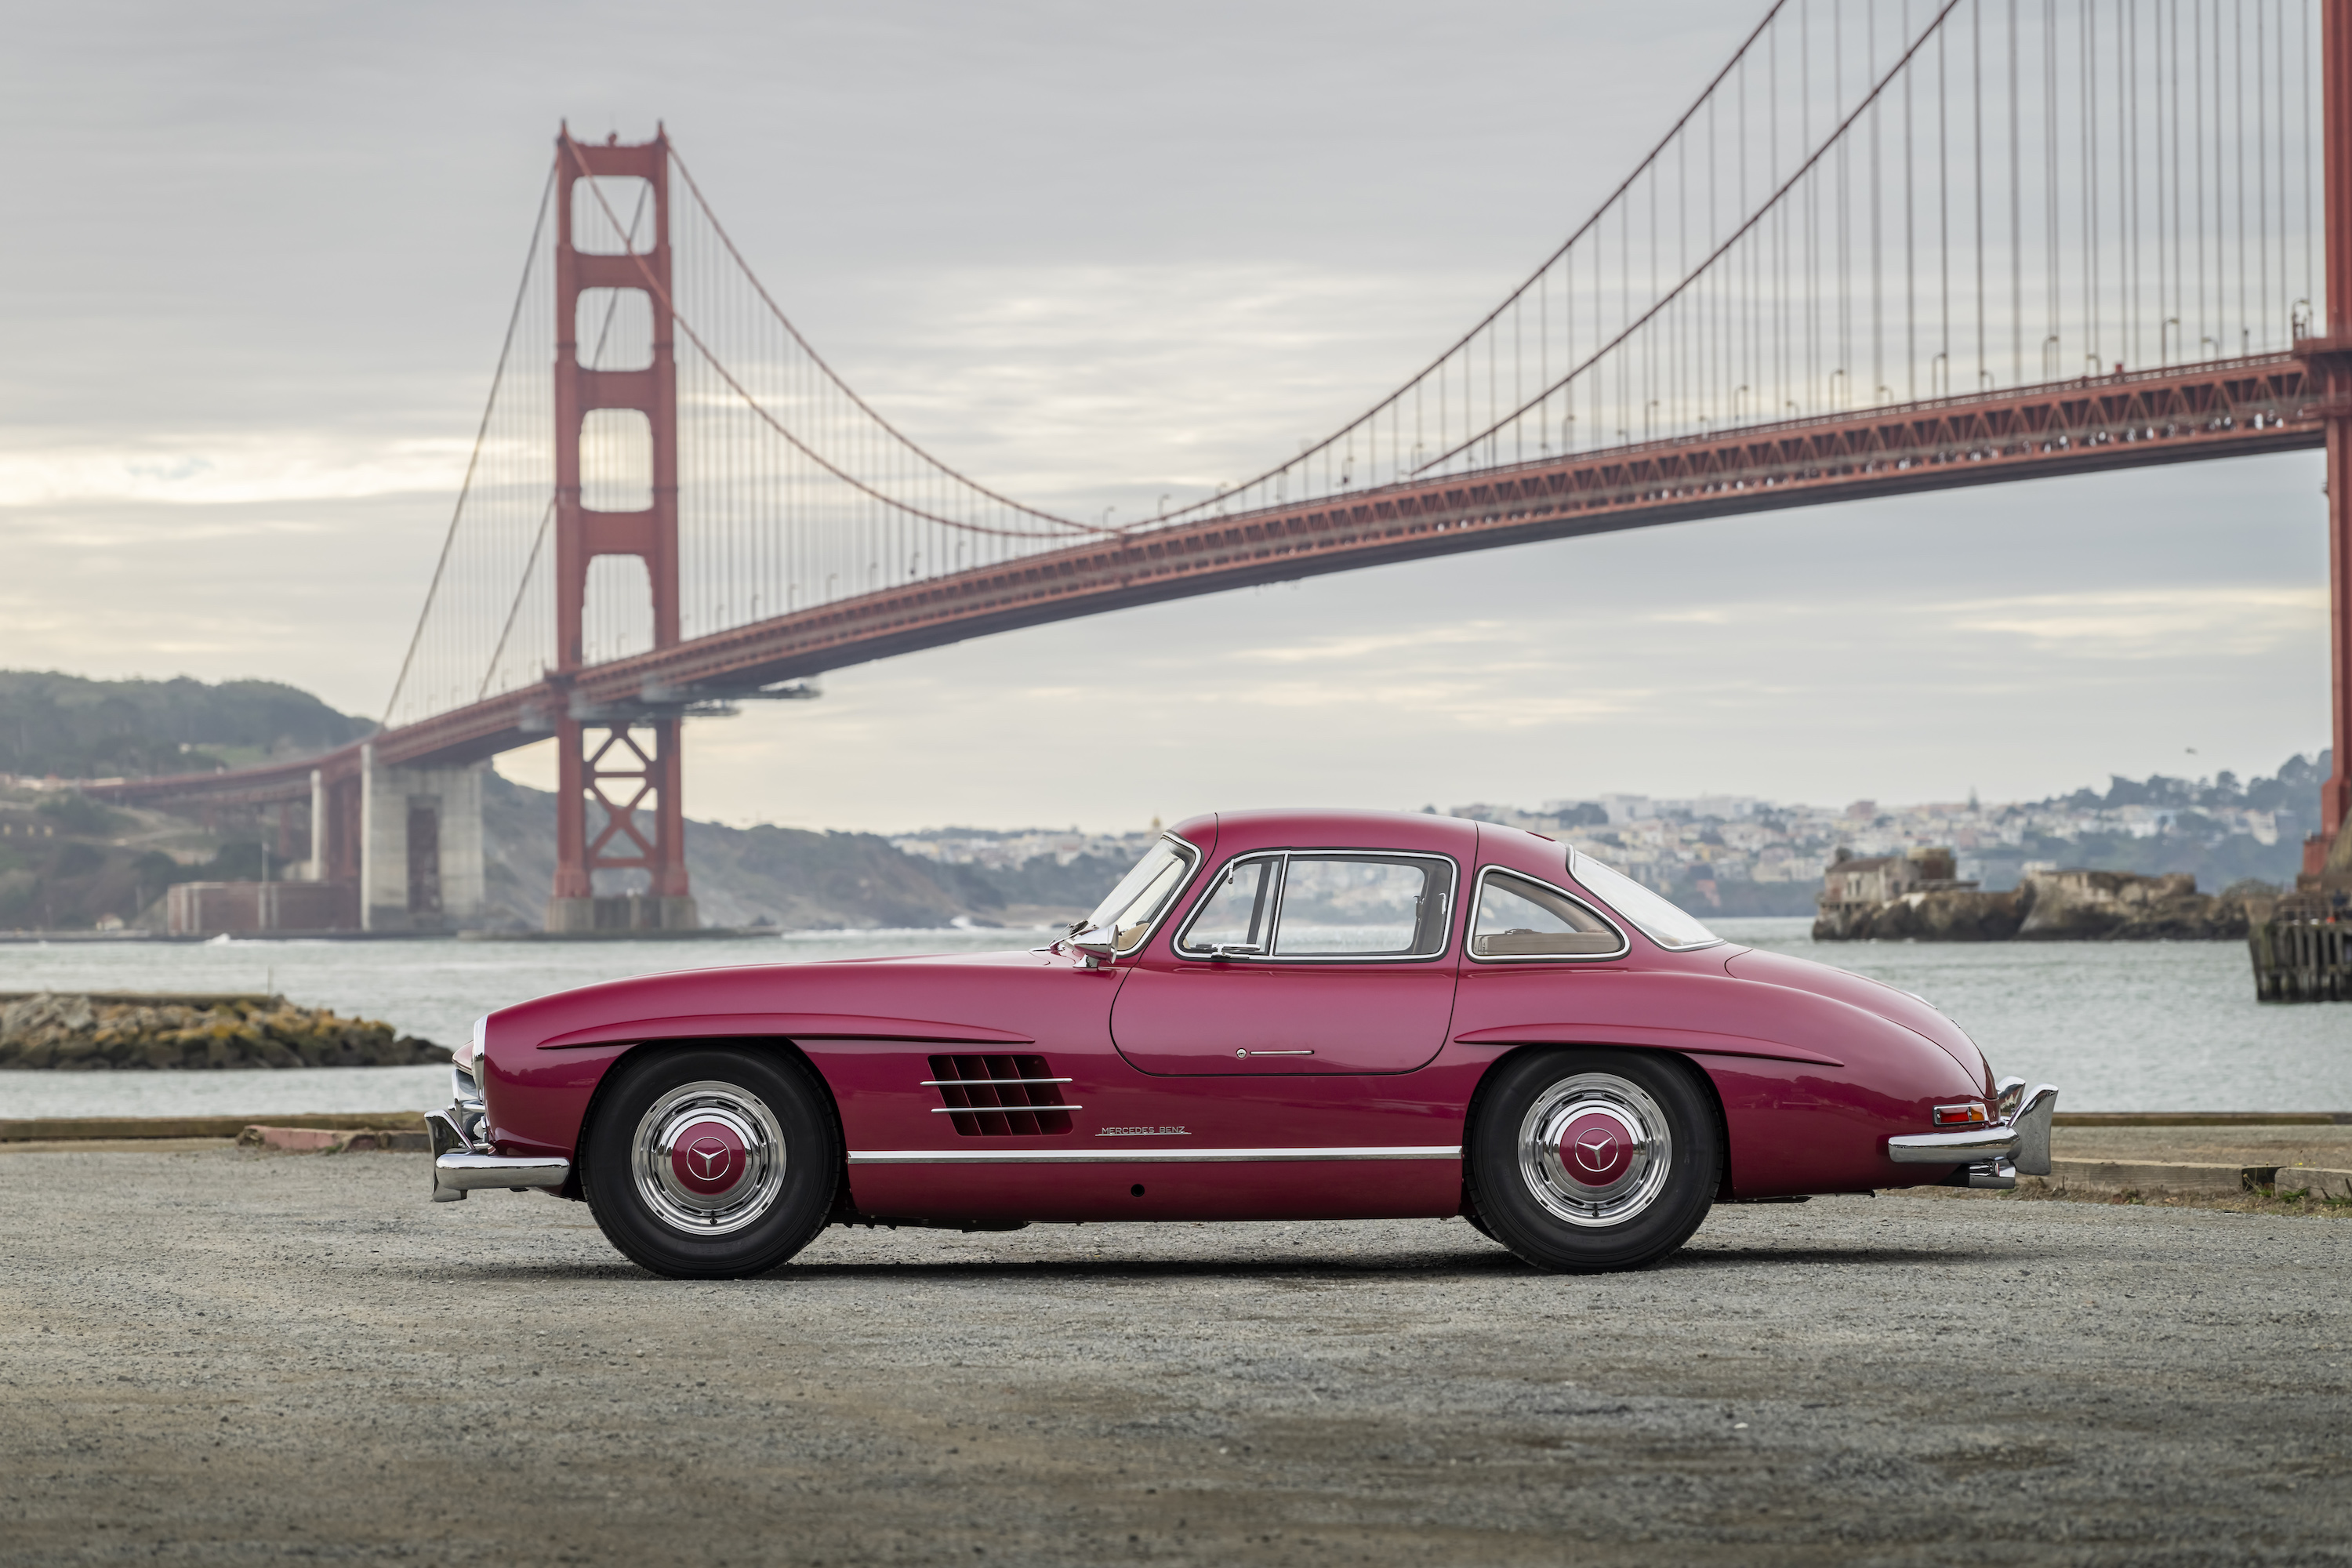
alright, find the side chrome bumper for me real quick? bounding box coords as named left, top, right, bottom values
left=426, top=1065, right=571, bottom=1203
left=1886, top=1082, right=2058, bottom=1189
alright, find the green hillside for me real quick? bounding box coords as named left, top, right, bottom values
left=0, top=671, right=373, bottom=781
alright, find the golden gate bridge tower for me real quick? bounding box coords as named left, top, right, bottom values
left=93, top=0, right=2352, bottom=930
left=547, top=131, right=691, bottom=932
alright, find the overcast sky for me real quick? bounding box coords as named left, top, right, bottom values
left=2, top=1, right=2329, bottom=833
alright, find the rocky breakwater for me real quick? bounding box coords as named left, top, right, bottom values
left=1814, top=866, right=2259, bottom=942
left=0, top=992, right=448, bottom=1069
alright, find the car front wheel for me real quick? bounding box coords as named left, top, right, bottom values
left=1467, top=1047, right=1719, bottom=1273
left=582, top=1045, right=838, bottom=1279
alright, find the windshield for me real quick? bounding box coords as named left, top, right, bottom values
left=1567, top=849, right=1721, bottom=950
left=1083, top=837, right=1199, bottom=953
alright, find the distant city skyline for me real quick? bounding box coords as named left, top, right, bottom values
left=2, top=1, right=2331, bottom=833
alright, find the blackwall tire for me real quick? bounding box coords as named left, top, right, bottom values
left=581, top=1046, right=838, bottom=1279
left=1467, top=1047, right=1719, bottom=1274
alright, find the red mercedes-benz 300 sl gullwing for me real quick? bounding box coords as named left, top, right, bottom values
left=428, top=809, right=2056, bottom=1277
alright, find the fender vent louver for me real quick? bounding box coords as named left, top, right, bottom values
left=924, top=1054, right=1076, bottom=1137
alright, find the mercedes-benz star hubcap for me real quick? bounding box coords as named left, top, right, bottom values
left=1517, top=1073, right=1672, bottom=1228
left=630, top=1081, right=788, bottom=1236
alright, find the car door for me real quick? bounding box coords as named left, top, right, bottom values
left=1109, top=849, right=1461, bottom=1075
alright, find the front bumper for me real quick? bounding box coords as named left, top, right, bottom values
left=1885, top=1080, right=2058, bottom=1190
left=427, top=1060, right=570, bottom=1203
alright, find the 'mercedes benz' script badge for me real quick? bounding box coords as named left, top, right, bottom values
left=1097, top=1126, right=1189, bottom=1137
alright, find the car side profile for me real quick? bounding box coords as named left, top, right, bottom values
left=428, top=808, right=2056, bottom=1277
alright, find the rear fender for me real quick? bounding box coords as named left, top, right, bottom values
left=1448, top=969, right=1984, bottom=1199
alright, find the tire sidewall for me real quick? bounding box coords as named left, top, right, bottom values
left=583, top=1044, right=838, bottom=1279
left=1468, top=1047, right=1719, bottom=1273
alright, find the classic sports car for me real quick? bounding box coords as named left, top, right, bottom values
left=428, top=809, right=2056, bottom=1277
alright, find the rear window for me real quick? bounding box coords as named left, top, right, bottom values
left=1568, top=850, right=1721, bottom=950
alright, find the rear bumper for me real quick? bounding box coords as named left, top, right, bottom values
left=426, top=1065, right=571, bottom=1203
left=1885, top=1082, right=2057, bottom=1189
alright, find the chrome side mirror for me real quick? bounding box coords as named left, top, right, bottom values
left=1068, top=925, right=1117, bottom=969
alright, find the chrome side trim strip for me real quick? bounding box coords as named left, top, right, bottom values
left=434, top=1151, right=572, bottom=1191
left=1886, top=1125, right=2021, bottom=1163
left=920, top=1077, right=1073, bottom=1087
left=930, top=1105, right=1083, bottom=1113
left=847, top=1145, right=1462, bottom=1165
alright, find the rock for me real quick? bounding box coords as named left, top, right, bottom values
left=2014, top=869, right=2249, bottom=941
left=1814, top=888, right=2025, bottom=942
left=0, top=993, right=449, bottom=1071
left=1816, top=868, right=2250, bottom=942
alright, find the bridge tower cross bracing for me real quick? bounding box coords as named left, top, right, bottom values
left=547, top=129, right=696, bottom=932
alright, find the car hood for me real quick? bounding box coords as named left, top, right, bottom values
left=1722, top=947, right=1993, bottom=1091
left=484, top=945, right=1087, bottom=1053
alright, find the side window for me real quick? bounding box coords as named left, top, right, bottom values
left=1272, top=855, right=1453, bottom=958
left=1178, top=857, right=1279, bottom=955
left=1471, top=872, right=1624, bottom=959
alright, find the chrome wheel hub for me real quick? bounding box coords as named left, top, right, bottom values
left=1517, top=1073, right=1672, bottom=1228
left=630, top=1080, right=788, bottom=1236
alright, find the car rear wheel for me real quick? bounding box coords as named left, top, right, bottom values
left=582, top=1045, right=838, bottom=1279
left=1467, top=1047, right=1719, bottom=1273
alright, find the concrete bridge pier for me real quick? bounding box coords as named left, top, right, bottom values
left=350, top=744, right=487, bottom=932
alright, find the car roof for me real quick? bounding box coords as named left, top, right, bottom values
left=1168, top=808, right=1482, bottom=859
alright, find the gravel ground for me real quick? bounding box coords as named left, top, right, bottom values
left=2, top=1146, right=2348, bottom=1567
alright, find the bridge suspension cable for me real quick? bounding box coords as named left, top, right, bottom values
left=1161, top=0, right=2321, bottom=522
left=386, top=0, right=2326, bottom=738
left=386, top=131, right=1124, bottom=729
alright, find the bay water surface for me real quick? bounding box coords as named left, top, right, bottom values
left=0, top=918, right=2341, bottom=1116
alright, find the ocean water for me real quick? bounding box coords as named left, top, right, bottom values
left=0, top=919, right=2341, bottom=1117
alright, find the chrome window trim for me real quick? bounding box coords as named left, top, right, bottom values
left=1098, top=833, right=1204, bottom=957
left=1464, top=866, right=1632, bottom=964
left=1172, top=850, right=1287, bottom=959
left=1172, top=848, right=1459, bottom=965
left=1566, top=847, right=1726, bottom=952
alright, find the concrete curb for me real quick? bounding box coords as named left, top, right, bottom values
left=2265, top=1165, right=2352, bottom=1200
left=2052, top=1112, right=2351, bottom=1127
left=2027, top=1159, right=2352, bottom=1199
left=236, top=1124, right=428, bottom=1154
left=2031, top=1159, right=2271, bottom=1197
left=0, top=1112, right=428, bottom=1143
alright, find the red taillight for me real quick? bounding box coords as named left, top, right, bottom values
left=1933, top=1102, right=1990, bottom=1127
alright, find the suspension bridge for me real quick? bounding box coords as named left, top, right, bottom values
left=96, top=0, right=2352, bottom=932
